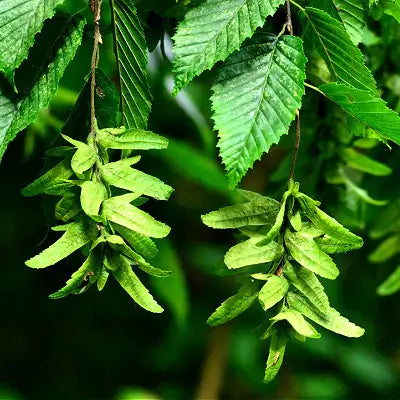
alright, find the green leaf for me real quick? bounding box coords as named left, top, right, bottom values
left=80, top=181, right=107, bottom=218
left=112, top=223, right=158, bottom=260
left=377, top=265, right=400, bottom=296
left=271, top=310, right=321, bottom=338
left=285, top=230, right=339, bottom=280
left=284, top=261, right=330, bottom=314
left=207, top=280, right=261, bottom=326
left=201, top=198, right=280, bottom=229
left=369, top=234, right=400, bottom=263
left=0, top=16, right=85, bottom=161
left=21, top=158, right=74, bottom=197
left=0, top=0, right=65, bottom=86
left=25, top=219, right=97, bottom=269
left=264, top=331, right=287, bottom=383
left=314, top=235, right=364, bottom=254
left=112, top=254, right=163, bottom=313
left=212, top=33, right=306, bottom=186
left=339, top=147, right=392, bottom=176
left=258, top=275, right=288, bottom=311
left=110, top=0, right=151, bottom=129
left=100, top=159, right=173, bottom=201
left=97, top=267, right=109, bottom=291
left=320, top=83, right=400, bottom=145
left=102, top=195, right=170, bottom=238
left=304, top=7, right=377, bottom=94
left=287, top=292, right=365, bottom=337
left=172, top=0, right=285, bottom=94
left=256, top=188, right=292, bottom=247
left=97, top=128, right=168, bottom=150
left=55, top=193, right=81, bottom=222
left=49, top=251, right=101, bottom=299
left=225, top=237, right=283, bottom=269
left=296, top=192, right=363, bottom=250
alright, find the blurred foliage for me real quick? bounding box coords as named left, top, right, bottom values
left=0, top=0, right=400, bottom=399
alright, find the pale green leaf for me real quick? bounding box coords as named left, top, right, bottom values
left=339, top=147, right=392, bottom=176
left=55, top=193, right=81, bottom=222
left=264, top=331, right=287, bottom=383
left=201, top=198, right=280, bottom=229
left=97, top=128, right=168, bottom=150
left=377, top=265, right=400, bottom=296
left=258, top=275, right=288, bottom=311
left=102, top=195, right=170, bottom=238
left=110, top=0, right=151, bottom=129
left=369, top=234, right=400, bottom=263
left=271, top=309, right=321, bottom=338
left=112, top=223, right=158, bottom=260
left=320, top=83, right=400, bottom=145
left=207, top=280, right=261, bottom=326
left=112, top=254, right=163, bottom=313
left=285, top=230, right=339, bottom=279
left=49, top=251, right=101, bottom=299
left=62, top=135, right=97, bottom=176
left=283, top=261, right=330, bottom=314
left=0, top=16, right=85, bottom=161
left=25, top=219, right=97, bottom=269
left=172, top=0, right=285, bottom=94
left=225, top=237, right=283, bottom=269
left=213, top=33, right=306, bottom=185
left=287, top=292, right=365, bottom=337
left=304, top=7, right=377, bottom=94
left=21, top=158, right=73, bottom=197
left=80, top=180, right=107, bottom=218
left=296, top=192, right=363, bottom=250
left=0, top=0, right=65, bottom=86
left=100, top=159, right=173, bottom=201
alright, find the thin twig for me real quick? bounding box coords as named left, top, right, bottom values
left=285, top=0, right=293, bottom=35
left=90, top=0, right=103, bottom=137
left=289, top=110, right=301, bottom=181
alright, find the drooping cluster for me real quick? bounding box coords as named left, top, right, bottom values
left=202, top=181, right=364, bottom=382
left=22, top=127, right=173, bottom=313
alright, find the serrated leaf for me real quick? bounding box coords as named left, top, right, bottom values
left=287, top=292, right=364, bottom=337
left=0, top=0, right=65, bottom=86
left=97, top=128, right=168, bottom=150
left=212, top=33, right=306, bottom=185
left=100, top=159, right=173, bottom=201
left=21, top=158, right=74, bottom=197
left=207, top=280, right=261, bottom=326
left=258, top=275, right=288, bottom=311
left=369, top=234, right=400, bottom=263
left=285, top=230, right=339, bottom=279
left=172, top=0, right=285, bottom=93
left=304, top=7, right=377, bottom=94
left=284, top=261, right=330, bottom=314
left=102, top=195, right=170, bottom=238
left=320, top=83, right=400, bottom=145
left=225, top=237, right=283, bottom=269
left=296, top=192, right=363, bottom=250
left=0, top=16, right=85, bottom=161
left=110, top=0, right=151, bottom=129
left=271, top=310, right=321, bottom=338
left=25, top=219, right=97, bottom=269
left=112, top=254, right=163, bottom=313
left=339, top=147, right=392, bottom=176
left=49, top=251, right=101, bottom=299
left=201, top=198, right=280, bottom=229
left=257, top=188, right=292, bottom=247
left=264, top=331, right=287, bottom=383
left=62, top=135, right=97, bottom=176
left=112, top=223, right=158, bottom=260
left=377, top=265, right=400, bottom=296
left=55, top=193, right=81, bottom=222
left=80, top=181, right=107, bottom=218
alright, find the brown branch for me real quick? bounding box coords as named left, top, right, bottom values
left=289, top=110, right=301, bottom=181
left=90, top=0, right=103, bottom=136
left=285, top=0, right=293, bottom=35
